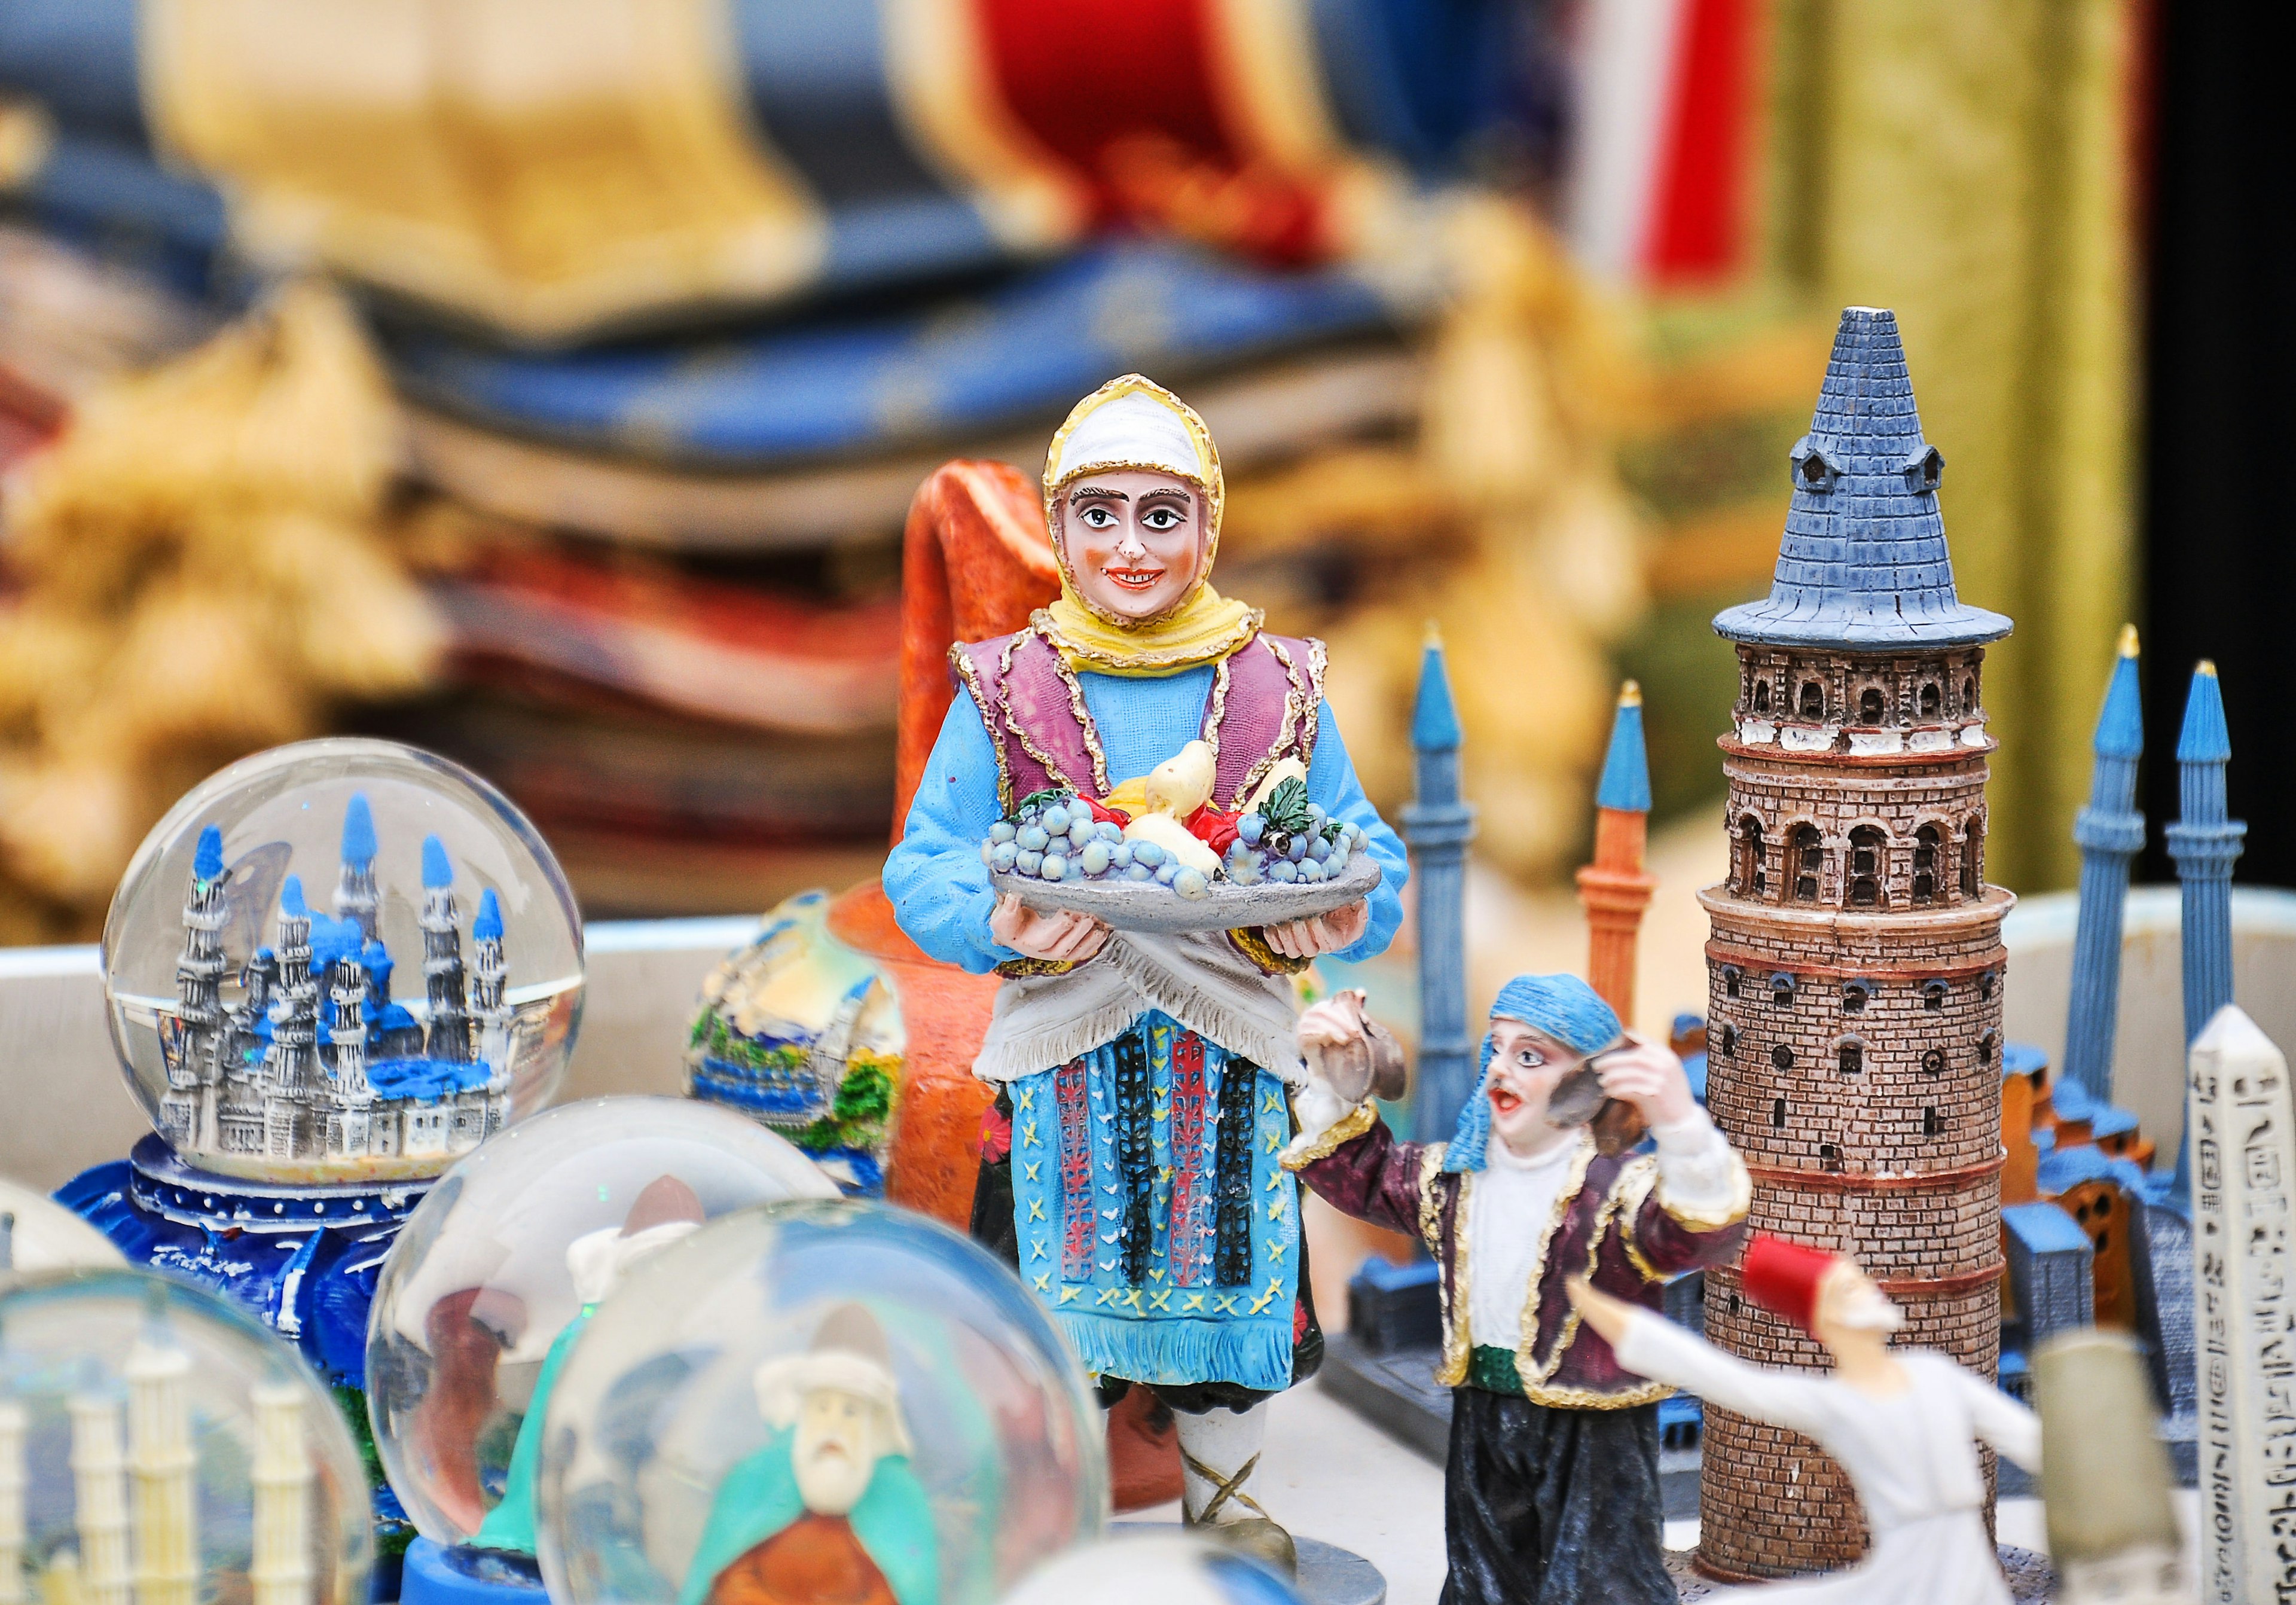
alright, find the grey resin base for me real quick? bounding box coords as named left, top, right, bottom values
left=1663, top=1546, right=2056, bottom=1601
left=1113, top=1522, right=1385, bottom=1605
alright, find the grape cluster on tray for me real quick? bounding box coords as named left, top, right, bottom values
left=979, top=777, right=1369, bottom=902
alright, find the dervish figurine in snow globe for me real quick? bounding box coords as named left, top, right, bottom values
left=884, top=374, right=1410, bottom=1570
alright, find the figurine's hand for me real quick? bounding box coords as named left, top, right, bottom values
left=1262, top=899, right=1370, bottom=960
left=1594, top=1032, right=1697, bottom=1128
left=1565, top=1276, right=1638, bottom=1345
left=1294, top=995, right=1366, bottom=1083
left=990, top=895, right=1111, bottom=963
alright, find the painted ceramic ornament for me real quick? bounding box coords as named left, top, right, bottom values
left=532, top=1200, right=1106, bottom=1605
left=362, top=1098, right=838, bottom=1605
left=883, top=374, right=1411, bottom=1572
left=59, top=738, right=587, bottom=1580
left=685, top=892, right=905, bottom=1196
left=0, top=1266, right=375, bottom=1605
left=1286, top=975, right=1748, bottom=1605
left=1568, top=1237, right=2041, bottom=1603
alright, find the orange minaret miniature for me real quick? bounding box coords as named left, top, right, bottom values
left=1577, top=681, right=1657, bottom=1023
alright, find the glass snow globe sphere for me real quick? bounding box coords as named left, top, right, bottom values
left=102, top=739, right=585, bottom=1185
left=364, top=1098, right=839, bottom=1601
left=0, top=1266, right=374, bottom=1605
left=1000, top=1534, right=1302, bottom=1605
left=535, top=1200, right=1106, bottom=1605
left=0, top=1180, right=128, bottom=1277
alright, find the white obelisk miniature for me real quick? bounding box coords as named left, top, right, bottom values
left=67, top=1396, right=130, bottom=1605
left=2189, top=1003, right=2296, bottom=1605
left=124, top=1334, right=195, bottom=1605
left=248, top=1381, right=312, bottom=1605
left=1, top=1396, right=26, bottom=1605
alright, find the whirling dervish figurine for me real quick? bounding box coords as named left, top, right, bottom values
left=1567, top=1234, right=2040, bottom=1603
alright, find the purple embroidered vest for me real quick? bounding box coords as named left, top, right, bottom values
left=949, top=623, right=1325, bottom=811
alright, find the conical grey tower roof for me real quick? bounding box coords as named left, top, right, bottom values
left=1714, top=307, right=2011, bottom=649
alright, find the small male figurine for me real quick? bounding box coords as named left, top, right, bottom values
left=683, top=1304, right=939, bottom=1605
left=1568, top=1235, right=2040, bottom=1603
left=1286, top=975, right=1748, bottom=1605
left=472, top=1174, right=707, bottom=1555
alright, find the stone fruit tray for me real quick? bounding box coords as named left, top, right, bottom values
left=988, top=853, right=1382, bottom=936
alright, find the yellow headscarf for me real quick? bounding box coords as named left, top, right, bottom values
left=1037, top=374, right=1260, bottom=676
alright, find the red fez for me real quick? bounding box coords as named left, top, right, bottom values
left=1740, top=1234, right=1840, bottom=1336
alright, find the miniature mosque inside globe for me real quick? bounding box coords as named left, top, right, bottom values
left=362, top=1099, right=841, bottom=1605
left=0, top=1267, right=375, bottom=1605
left=532, top=1200, right=1106, bottom=1605
left=101, top=739, right=586, bottom=1186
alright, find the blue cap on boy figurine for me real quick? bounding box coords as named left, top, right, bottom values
left=1444, top=974, right=1622, bottom=1173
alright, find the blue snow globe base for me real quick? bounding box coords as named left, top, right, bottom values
left=402, top=1538, right=549, bottom=1605
left=58, top=1133, right=430, bottom=1597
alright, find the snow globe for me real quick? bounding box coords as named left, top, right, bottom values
left=0, top=1180, right=127, bottom=1278
left=533, top=1199, right=1106, bottom=1605
left=1000, top=1534, right=1302, bottom=1605
left=56, top=737, right=586, bottom=1580
left=685, top=892, right=905, bottom=1196
left=0, top=1265, right=374, bottom=1605
left=364, top=1098, right=839, bottom=1605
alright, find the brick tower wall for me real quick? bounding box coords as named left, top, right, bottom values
left=1696, top=643, right=2008, bottom=1582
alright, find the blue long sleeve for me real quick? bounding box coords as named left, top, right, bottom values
left=883, top=675, right=1409, bottom=971
left=1303, top=707, right=1409, bottom=963
left=885, top=695, right=1019, bottom=974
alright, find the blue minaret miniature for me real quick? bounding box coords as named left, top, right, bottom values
left=2060, top=625, right=2145, bottom=1104
left=2168, top=661, right=2245, bottom=1197
left=335, top=793, right=381, bottom=941
left=1404, top=629, right=1477, bottom=1143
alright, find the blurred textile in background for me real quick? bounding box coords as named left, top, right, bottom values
left=0, top=0, right=2143, bottom=930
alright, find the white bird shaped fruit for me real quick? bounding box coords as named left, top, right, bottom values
left=1116, top=740, right=1223, bottom=877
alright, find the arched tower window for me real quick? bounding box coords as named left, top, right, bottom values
left=1919, top=681, right=1941, bottom=718
left=1962, top=675, right=1976, bottom=711
left=1923, top=980, right=1949, bottom=1011
left=1961, top=819, right=1984, bottom=898
left=1736, top=818, right=1767, bottom=898
left=1790, top=825, right=1822, bottom=902
left=1847, top=826, right=1886, bottom=908
left=1837, top=1036, right=1864, bottom=1075
left=1858, top=687, right=1885, bottom=724
left=1912, top=825, right=1940, bottom=905
left=1751, top=680, right=1770, bottom=713
left=1978, top=1028, right=2001, bottom=1068
left=1718, top=1024, right=1737, bottom=1057
left=1722, top=964, right=1743, bottom=998
left=1771, top=973, right=1797, bottom=1008
left=1842, top=979, right=1872, bottom=1014
left=1799, top=681, right=1825, bottom=719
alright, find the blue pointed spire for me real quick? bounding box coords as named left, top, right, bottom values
left=280, top=875, right=308, bottom=918
left=2094, top=625, right=2144, bottom=761
left=422, top=835, right=454, bottom=890
left=340, top=794, right=376, bottom=865
left=2175, top=660, right=2230, bottom=766
left=474, top=887, right=503, bottom=942
left=1714, top=307, right=2012, bottom=649
left=1411, top=631, right=1461, bottom=751
left=1595, top=682, right=1652, bottom=814
left=1405, top=626, right=1473, bottom=1142
left=2063, top=626, right=2145, bottom=1104
left=194, top=825, right=224, bottom=883
left=2167, top=658, right=2245, bottom=1200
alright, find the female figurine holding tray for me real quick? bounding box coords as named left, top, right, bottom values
left=886, top=374, right=1409, bottom=1569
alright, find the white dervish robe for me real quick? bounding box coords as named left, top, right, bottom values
left=1614, top=1312, right=2040, bottom=1602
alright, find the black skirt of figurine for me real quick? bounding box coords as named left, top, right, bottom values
left=972, top=1084, right=1323, bottom=1414
left=1442, top=1388, right=1671, bottom=1605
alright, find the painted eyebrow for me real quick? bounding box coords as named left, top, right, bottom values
left=1069, top=487, right=1128, bottom=503
left=1137, top=487, right=1194, bottom=505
